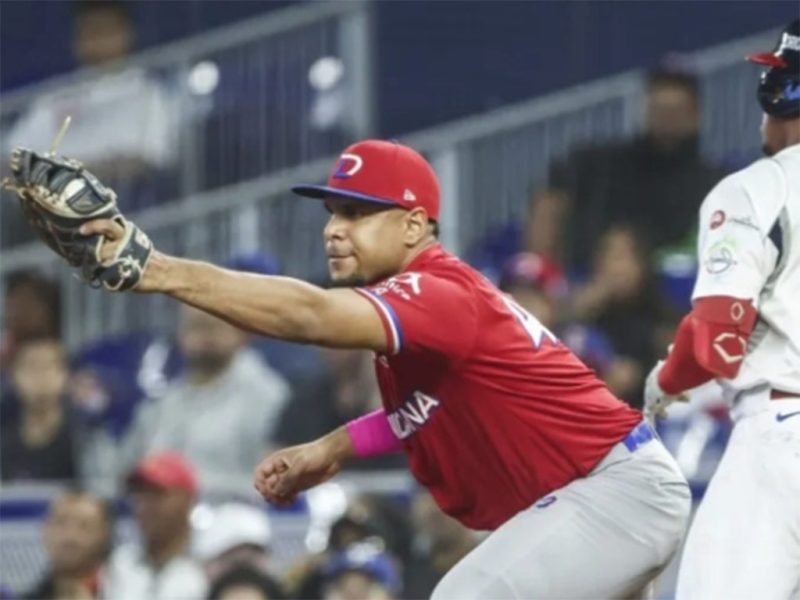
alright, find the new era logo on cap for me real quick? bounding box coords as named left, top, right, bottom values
left=292, top=139, right=441, bottom=221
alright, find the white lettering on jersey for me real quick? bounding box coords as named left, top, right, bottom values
left=372, top=272, right=423, bottom=301
left=387, top=391, right=440, bottom=440
left=500, top=295, right=558, bottom=349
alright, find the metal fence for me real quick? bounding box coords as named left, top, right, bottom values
left=408, top=29, right=776, bottom=256
left=0, top=28, right=777, bottom=349
left=0, top=0, right=372, bottom=243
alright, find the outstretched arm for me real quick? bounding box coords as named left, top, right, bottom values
left=80, top=219, right=388, bottom=352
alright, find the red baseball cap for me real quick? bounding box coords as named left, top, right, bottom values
left=292, top=139, right=441, bottom=221
left=499, top=253, right=568, bottom=298
left=127, top=451, right=198, bottom=496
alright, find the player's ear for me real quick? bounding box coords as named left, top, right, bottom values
left=403, top=208, right=429, bottom=246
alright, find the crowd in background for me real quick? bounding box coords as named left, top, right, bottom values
left=0, top=65, right=728, bottom=599
left=0, top=2, right=747, bottom=599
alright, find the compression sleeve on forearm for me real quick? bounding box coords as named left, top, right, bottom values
left=345, top=409, right=404, bottom=457
left=658, top=296, right=757, bottom=394
left=658, top=315, right=716, bottom=394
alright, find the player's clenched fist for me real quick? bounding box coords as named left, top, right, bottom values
left=254, top=429, right=354, bottom=506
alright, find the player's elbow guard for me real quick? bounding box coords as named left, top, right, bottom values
left=691, top=296, right=758, bottom=380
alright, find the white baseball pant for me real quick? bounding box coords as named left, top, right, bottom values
left=676, top=398, right=800, bottom=600
left=431, top=422, right=691, bottom=599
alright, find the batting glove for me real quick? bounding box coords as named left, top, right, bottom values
left=643, top=361, right=688, bottom=422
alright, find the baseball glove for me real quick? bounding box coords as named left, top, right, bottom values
left=3, top=147, right=152, bottom=291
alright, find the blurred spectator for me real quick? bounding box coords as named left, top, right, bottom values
left=462, top=190, right=559, bottom=286
left=3, top=0, right=178, bottom=235
left=207, top=566, right=286, bottom=600
left=321, top=540, right=400, bottom=600
left=570, top=225, right=677, bottom=407
left=22, top=490, right=113, bottom=600
left=1, top=338, right=77, bottom=483
left=548, top=66, right=725, bottom=270
left=102, top=452, right=208, bottom=599
left=1, top=270, right=61, bottom=373
left=275, top=348, right=405, bottom=471
left=194, top=503, right=273, bottom=584
left=120, top=305, right=290, bottom=497
left=403, top=491, right=477, bottom=599
left=226, top=252, right=327, bottom=382
left=499, top=251, right=568, bottom=331
left=286, top=498, right=402, bottom=599
left=500, top=252, right=633, bottom=394
left=524, top=188, right=572, bottom=267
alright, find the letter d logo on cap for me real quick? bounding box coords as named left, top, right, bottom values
left=333, top=153, right=364, bottom=179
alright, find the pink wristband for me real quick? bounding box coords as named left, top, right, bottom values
left=345, top=409, right=404, bottom=458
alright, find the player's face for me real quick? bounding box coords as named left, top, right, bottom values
left=323, top=199, right=411, bottom=285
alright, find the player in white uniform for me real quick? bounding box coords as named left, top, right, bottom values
left=644, top=19, right=800, bottom=600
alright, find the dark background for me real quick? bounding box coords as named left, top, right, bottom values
left=0, top=1, right=794, bottom=136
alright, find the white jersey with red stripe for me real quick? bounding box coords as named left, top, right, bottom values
left=692, top=143, right=800, bottom=418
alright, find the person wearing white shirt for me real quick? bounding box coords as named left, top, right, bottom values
left=101, top=452, right=208, bottom=600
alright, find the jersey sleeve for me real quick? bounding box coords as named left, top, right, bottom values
left=356, top=272, right=478, bottom=361
left=692, top=173, right=782, bottom=304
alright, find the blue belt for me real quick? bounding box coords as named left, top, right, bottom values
left=622, top=421, right=657, bottom=452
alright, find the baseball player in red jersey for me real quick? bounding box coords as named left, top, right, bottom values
left=72, top=139, right=690, bottom=598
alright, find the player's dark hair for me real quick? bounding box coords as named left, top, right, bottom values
left=646, top=67, right=700, bottom=104
left=431, top=220, right=440, bottom=238
left=73, top=0, right=132, bottom=23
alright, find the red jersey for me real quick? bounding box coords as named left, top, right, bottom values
left=354, top=244, right=642, bottom=530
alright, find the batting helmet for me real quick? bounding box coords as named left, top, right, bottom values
left=747, top=19, right=800, bottom=119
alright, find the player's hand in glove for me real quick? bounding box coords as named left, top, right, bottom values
left=643, top=360, right=689, bottom=421
left=3, top=147, right=152, bottom=292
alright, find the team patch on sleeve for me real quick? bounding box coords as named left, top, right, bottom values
left=703, top=239, right=738, bottom=275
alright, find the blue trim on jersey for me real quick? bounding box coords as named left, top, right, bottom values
left=768, top=217, right=784, bottom=266
left=361, top=289, right=405, bottom=353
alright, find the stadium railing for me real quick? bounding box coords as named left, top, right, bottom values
left=0, top=28, right=775, bottom=349
left=0, top=0, right=373, bottom=239
left=0, top=26, right=776, bottom=596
